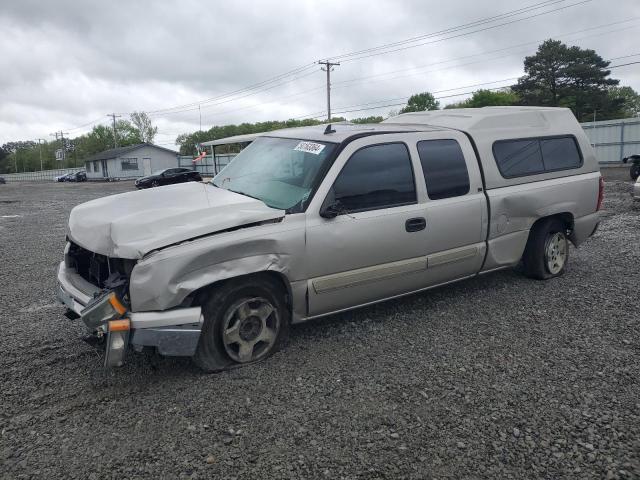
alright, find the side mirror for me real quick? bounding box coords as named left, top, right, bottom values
left=319, top=202, right=341, bottom=219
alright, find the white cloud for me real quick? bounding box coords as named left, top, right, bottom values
left=1, top=0, right=638, bottom=145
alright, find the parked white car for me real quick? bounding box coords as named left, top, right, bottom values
left=57, top=107, right=602, bottom=370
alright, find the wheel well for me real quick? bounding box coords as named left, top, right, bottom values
left=189, top=271, right=292, bottom=311
left=527, top=213, right=574, bottom=244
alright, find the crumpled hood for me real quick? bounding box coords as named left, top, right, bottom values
left=67, top=182, right=285, bottom=259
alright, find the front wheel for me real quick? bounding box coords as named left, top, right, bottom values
left=522, top=218, right=569, bottom=280
left=631, top=164, right=640, bottom=181
left=193, top=276, right=289, bottom=372
left=151, top=180, right=159, bottom=188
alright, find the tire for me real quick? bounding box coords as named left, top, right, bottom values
left=151, top=180, right=159, bottom=188
left=631, top=164, right=640, bottom=181
left=193, top=276, right=290, bottom=373
left=522, top=218, right=569, bottom=280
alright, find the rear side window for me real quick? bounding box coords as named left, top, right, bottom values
left=332, top=143, right=416, bottom=212
left=493, top=136, right=582, bottom=178
left=493, top=139, right=544, bottom=177
left=417, top=139, right=470, bottom=200
left=540, top=137, right=582, bottom=171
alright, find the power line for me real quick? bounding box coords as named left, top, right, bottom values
left=609, top=61, right=640, bottom=69
left=146, top=69, right=319, bottom=118
left=179, top=20, right=638, bottom=128
left=331, top=19, right=639, bottom=89
left=333, top=0, right=593, bottom=63
left=327, top=0, right=565, bottom=62
left=140, top=63, right=318, bottom=116
left=126, top=0, right=586, bottom=119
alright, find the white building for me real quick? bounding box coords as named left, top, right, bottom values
left=84, top=143, right=179, bottom=180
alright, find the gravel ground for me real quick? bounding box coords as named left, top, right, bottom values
left=0, top=178, right=638, bottom=479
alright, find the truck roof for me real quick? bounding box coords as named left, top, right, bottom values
left=228, top=107, right=578, bottom=144
left=260, top=122, right=445, bottom=143
left=383, top=106, right=578, bottom=135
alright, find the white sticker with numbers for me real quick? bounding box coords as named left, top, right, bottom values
left=293, top=141, right=325, bottom=155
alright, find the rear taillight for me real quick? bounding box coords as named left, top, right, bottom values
left=596, top=176, right=604, bottom=211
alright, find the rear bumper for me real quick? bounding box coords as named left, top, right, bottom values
left=56, top=261, right=202, bottom=357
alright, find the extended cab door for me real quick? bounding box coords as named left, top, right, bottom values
left=411, top=131, right=488, bottom=286
left=305, top=136, right=432, bottom=316
left=304, top=132, right=487, bottom=318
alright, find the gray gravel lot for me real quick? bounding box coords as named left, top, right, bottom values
left=0, top=178, right=638, bottom=479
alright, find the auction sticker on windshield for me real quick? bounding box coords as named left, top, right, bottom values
left=294, top=141, right=326, bottom=155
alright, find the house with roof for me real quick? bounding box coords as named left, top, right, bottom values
left=84, top=143, right=179, bottom=180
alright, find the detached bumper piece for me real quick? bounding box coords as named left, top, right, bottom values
left=81, top=291, right=127, bottom=330
left=80, top=290, right=131, bottom=368
left=105, top=319, right=130, bottom=368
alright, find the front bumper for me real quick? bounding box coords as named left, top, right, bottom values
left=56, top=261, right=202, bottom=359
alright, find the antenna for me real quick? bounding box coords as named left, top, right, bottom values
left=324, top=124, right=336, bottom=134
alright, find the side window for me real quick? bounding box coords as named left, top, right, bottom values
left=540, top=137, right=582, bottom=171
left=493, top=139, right=544, bottom=177
left=493, top=136, right=582, bottom=178
left=417, top=139, right=470, bottom=200
left=332, top=143, right=416, bottom=212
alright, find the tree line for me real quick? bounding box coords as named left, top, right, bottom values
left=399, top=40, right=639, bottom=119
left=0, top=112, right=157, bottom=174
left=2, top=39, right=638, bottom=172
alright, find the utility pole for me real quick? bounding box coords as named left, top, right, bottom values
left=50, top=131, right=69, bottom=164
left=37, top=138, right=45, bottom=171
left=319, top=60, right=340, bottom=121
left=198, top=104, right=202, bottom=132
left=108, top=113, right=122, bottom=148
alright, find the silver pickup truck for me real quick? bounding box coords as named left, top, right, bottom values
left=57, top=107, right=602, bottom=371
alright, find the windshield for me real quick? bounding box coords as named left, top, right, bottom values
left=211, top=137, right=336, bottom=211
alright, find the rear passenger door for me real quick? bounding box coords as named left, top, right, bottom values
left=412, top=132, right=488, bottom=285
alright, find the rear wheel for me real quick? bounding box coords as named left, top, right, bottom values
left=631, top=164, right=640, bottom=181
left=193, top=276, right=289, bottom=372
left=522, top=218, right=569, bottom=280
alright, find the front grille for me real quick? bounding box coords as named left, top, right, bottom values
left=66, top=242, right=134, bottom=289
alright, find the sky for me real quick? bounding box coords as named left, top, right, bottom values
left=0, top=0, right=638, bottom=147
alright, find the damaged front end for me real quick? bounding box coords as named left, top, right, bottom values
left=57, top=240, right=204, bottom=368
left=61, top=241, right=135, bottom=367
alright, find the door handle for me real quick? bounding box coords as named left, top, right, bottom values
left=405, top=217, right=426, bottom=232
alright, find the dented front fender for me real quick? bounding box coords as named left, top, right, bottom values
left=128, top=215, right=307, bottom=313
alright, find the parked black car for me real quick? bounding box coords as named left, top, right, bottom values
left=135, top=168, right=202, bottom=189
left=623, top=154, right=640, bottom=180
left=56, top=171, right=86, bottom=182
left=67, top=171, right=87, bottom=182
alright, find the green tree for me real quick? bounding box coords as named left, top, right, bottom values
left=445, top=89, right=519, bottom=109
left=350, top=116, right=384, bottom=124
left=400, top=92, right=439, bottom=113
left=175, top=117, right=346, bottom=155
left=130, top=111, right=158, bottom=143
left=608, top=86, right=640, bottom=118
left=512, top=39, right=620, bottom=121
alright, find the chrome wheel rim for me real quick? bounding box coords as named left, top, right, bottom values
left=222, top=297, right=279, bottom=363
left=151, top=180, right=159, bottom=187
left=545, top=232, right=567, bottom=275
